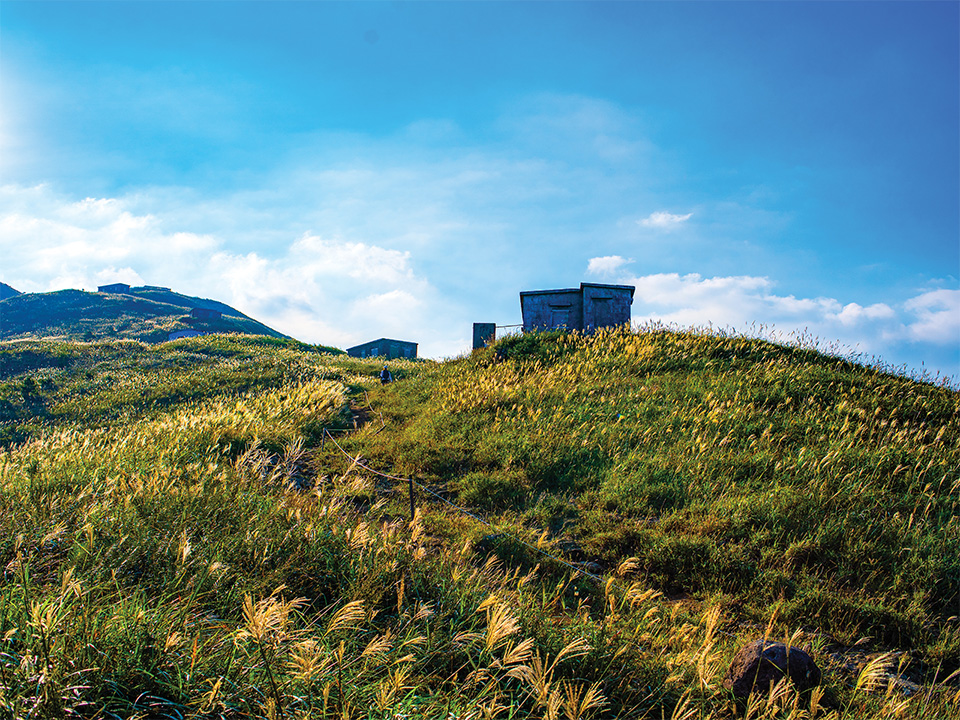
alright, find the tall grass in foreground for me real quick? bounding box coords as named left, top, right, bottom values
left=0, top=333, right=958, bottom=717
left=0, top=368, right=655, bottom=716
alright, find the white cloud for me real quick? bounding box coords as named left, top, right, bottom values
left=587, top=255, right=633, bottom=277
left=902, top=288, right=960, bottom=344
left=351, top=290, right=424, bottom=335
left=833, top=302, right=896, bottom=326
left=0, top=184, right=217, bottom=293
left=204, top=235, right=436, bottom=350
left=617, top=272, right=954, bottom=363
left=289, top=234, right=413, bottom=284
left=0, top=183, right=460, bottom=355
left=497, top=93, right=652, bottom=163
left=639, top=211, right=693, bottom=228
left=94, top=267, right=145, bottom=286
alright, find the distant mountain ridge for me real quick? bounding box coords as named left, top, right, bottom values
left=0, top=283, right=21, bottom=302
left=0, top=285, right=288, bottom=343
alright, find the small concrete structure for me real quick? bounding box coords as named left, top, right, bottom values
left=473, top=323, right=496, bottom=350
left=190, top=307, right=222, bottom=320
left=98, top=283, right=131, bottom=294
left=520, top=282, right=634, bottom=333
left=347, top=338, right=418, bottom=360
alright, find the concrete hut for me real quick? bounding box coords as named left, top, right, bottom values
left=347, top=338, right=418, bottom=360
left=520, top=282, right=634, bottom=332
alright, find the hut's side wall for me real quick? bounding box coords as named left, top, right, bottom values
left=520, top=289, right=583, bottom=331
left=582, top=285, right=632, bottom=331
left=347, top=339, right=418, bottom=359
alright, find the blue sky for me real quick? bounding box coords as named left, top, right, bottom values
left=1, top=1, right=958, bottom=380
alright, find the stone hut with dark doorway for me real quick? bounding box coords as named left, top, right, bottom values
left=347, top=338, right=418, bottom=360
left=520, top=282, right=634, bottom=332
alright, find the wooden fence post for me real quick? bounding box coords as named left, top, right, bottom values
left=409, top=476, right=415, bottom=522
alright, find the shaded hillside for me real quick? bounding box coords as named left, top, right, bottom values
left=0, top=282, right=20, bottom=301
left=0, top=286, right=286, bottom=342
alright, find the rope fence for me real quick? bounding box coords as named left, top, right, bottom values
left=494, top=323, right=523, bottom=340
left=321, top=426, right=610, bottom=587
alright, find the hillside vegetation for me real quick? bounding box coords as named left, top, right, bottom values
left=0, top=287, right=286, bottom=343
left=0, top=335, right=341, bottom=447
left=0, top=329, right=958, bottom=718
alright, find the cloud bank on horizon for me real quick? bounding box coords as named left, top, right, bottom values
left=0, top=2, right=957, bottom=379
left=588, top=261, right=960, bottom=368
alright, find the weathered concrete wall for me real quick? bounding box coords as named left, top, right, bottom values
left=582, top=283, right=633, bottom=331
left=347, top=338, right=418, bottom=360
left=520, top=288, right=583, bottom=331
left=473, top=323, right=496, bottom=350
left=520, top=283, right=634, bottom=332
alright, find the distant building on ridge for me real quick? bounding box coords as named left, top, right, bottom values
left=98, top=283, right=131, bottom=294
left=347, top=338, right=418, bottom=360
left=520, top=282, right=634, bottom=333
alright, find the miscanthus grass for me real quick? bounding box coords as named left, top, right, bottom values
left=343, top=324, right=959, bottom=717
left=0, top=331, right=957, bottom=718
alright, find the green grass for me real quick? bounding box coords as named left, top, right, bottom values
left=0, top=329, right=958, bottom=718
left=0, top=335, right=345, bottom=446
left=352, top=329, right=959, bottom=654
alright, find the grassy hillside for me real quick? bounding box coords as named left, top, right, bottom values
left=0, top=287, right=286, bottom=343
left=0, top=330, right=958, bottom=718
left=0, top=283, right=20, bottom=302
left=0, top=335, right=343, bottom=447
left=350, top=328, right=959, bottom=654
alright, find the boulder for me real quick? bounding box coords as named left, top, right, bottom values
left=723, top=639, right=821, bottom=698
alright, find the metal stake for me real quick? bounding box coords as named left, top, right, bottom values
left=409, top=476, right=415, bottom=521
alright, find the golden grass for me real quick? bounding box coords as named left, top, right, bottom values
left=1, top=332, right=957, bottom=717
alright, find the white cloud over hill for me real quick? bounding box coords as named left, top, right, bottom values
left=1, top=89, right=956, bottom=378
left=0, top=183, right=455, bottom=355
left=592, top=265, right=957, bottom=377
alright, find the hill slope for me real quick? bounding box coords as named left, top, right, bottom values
left=0, top=282, right=20, bottom=301
left=0, top=286, right=286, bottom=342
left=0, top=334, right=344, bottom=446
left=347, top=328, right=960, bottom=670
left=0, top=329, right=957, bottom=718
